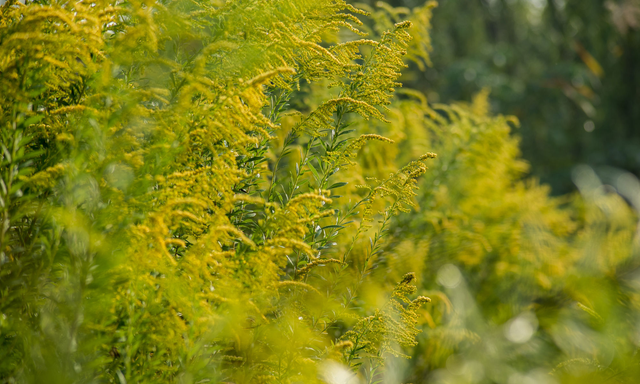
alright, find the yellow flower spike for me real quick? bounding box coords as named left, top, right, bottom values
left=295, top=258, right=343, bottom=279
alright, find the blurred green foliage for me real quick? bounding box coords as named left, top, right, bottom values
left=377, top=91, right=640, bottom=383
left=383, top=0, right=640, bottom=194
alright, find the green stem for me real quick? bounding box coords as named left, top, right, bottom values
left=265, top=85, right=298, bottom=202
left=285, top=135, right=318, bottom=203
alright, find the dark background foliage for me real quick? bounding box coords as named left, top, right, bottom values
left=379, top=0, right=640, bottom=194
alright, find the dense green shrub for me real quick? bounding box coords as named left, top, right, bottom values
left=0, top=0, right=440, bottom=382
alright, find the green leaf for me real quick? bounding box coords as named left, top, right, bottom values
left=23, top=115, right=44, bottom=127
left=307, top=162, right=320, bottom=183
left=328, top=182, right=347, bottom=189
left=336, top=129, right=355, bottom=137
left=274, top=190, right=284, bottom=205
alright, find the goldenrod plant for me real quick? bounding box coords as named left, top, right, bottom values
left=367, top=87, right=640, bottom=382
left=0, top=0, right=438, bottom=383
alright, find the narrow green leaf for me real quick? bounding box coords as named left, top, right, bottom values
left=307, top=162, right=320, bottom=183
left=328, top=182, right=347, bottom=189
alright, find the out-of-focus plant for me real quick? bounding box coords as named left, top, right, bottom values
left=362, top=83, right=640, bottom=383
left=334, top=9, right=640, bottom=376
